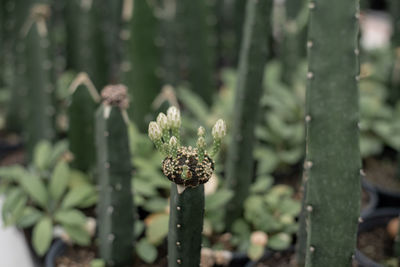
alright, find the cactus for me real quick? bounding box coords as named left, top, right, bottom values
left=68, top=73, right=100, bottom=172
left=95, top=85, right=134, bottom=266
left=5, top=0, right=32, bottom=132
left=281, top=0, right=308, bottom=84
left=389, top=0, right=400, bottom=47
left=300, top=0, right=361, bottom=266
left=225, top=0, right=272, bottom=227
left=148, top=106, right=226, bottom=267
left=122, top=0, right=161, bottom=132
left=65, top=0, right=108, bottom=89
left=175, top=0, right=216, bottom=106
left=23, top=4, right=55, bottom=157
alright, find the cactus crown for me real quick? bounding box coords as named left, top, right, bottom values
left=101, top=84, right=129, bottom=109
left=148, top=106, right=226, bottom=187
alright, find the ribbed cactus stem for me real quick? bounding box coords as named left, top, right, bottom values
left=68, top=73, right=100, bottom=172
left=168, top=184, right=204, bottom=267
left=301, top=0, right=361, bottom=266
left=24, top=4, right=55, bottom=158
left=225, top=0, right=272, bottom=228
left=96, top=84, right=134, bottom=266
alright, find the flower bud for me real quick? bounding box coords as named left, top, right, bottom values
left=197, top=126, right=205, bottom=137
left=197, top=136, right=206, bottom=149
left=167, top=106, right=181, bottom=128
left=212, top=119, right=227, bottom=140
left=169, top=136, right=178, bottom=147
left=156, top=113, right=169, bottom=130
left=250, top=231, right=268, bottom=246
left=148, top=121, right=162, bottom=141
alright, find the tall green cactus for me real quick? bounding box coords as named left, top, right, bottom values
left=389, top=0, right=400, bottom=47
left=96, top=85, right=134, bottom=266
left=281, top=0, right=308, bottom=85
left=175, top=0, right=216, bottom=106
left=122, top=0, right=161, bottom=132
left=148, top=107, right=226, bottom=267
left=65, top=0, right=108, bottom=89
left=225, top=0, right=272, bottom=227
left=5, top=0, right=32, bottom=132
left=68, top=73, right=100, bottom=172
left=24, top=4, right=55, bottom=157
left=301, top=0, right=361, bottom=266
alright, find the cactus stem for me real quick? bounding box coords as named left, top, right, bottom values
left=68, top=72, right=100, bottom=102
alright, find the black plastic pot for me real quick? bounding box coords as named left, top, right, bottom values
left=44, top=239, right=67, bottom=267
left=362, top=179, right=400, bottom=209
left=356, top=208, right=400, bottom=267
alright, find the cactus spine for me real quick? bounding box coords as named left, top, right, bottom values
left=149, top=107, right=226, bottom=267
left=122, top=0, right=161, bottom=132
left=225, top=0, right=272, bottom=227
left=301, top=0, right=361, bottom=266
left=68, top=73, right=100, bottom=172
left=95, top=85, right=134, bottom=266
left=24, top=4, right=55, bottom=157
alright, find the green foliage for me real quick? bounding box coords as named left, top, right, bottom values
left=0, top=141, right=96, bottom=256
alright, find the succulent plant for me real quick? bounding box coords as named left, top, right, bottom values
left=148, top=106, right=226, bottom=267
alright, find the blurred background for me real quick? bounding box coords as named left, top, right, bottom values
left=0, top=0, right=399, bottom=266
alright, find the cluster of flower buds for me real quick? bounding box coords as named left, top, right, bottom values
left=148, top=106, right=227, bottom=187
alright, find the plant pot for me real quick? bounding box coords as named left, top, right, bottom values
left=363, top=178, right=400, bottom=208
left=361, top=180, right=379, bottom=217
left=44, top=239, right=67, bottom=267
left=356, top=208, right=400, bottom=267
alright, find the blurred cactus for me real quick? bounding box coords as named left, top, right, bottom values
left=68, top=73, right=100, bottom=172
left=225, top=0, right=272, bottom=227
left=300, top=0, right=361, bottom=266
left=148, top=106, right=226, bottom=267
left=122, top=0, right=161, bottom=132
left=5, top=0, right=32, bottom=132
left=389, top=0, right=400, bottom=47
left=175, top=0, right=216, bottom=106
left=65, top=0, right=108, bottom=89
left=95, top=84, right=134, bottom=266
left=23, top=3, right=55, bottom=157
left=281, top=0, right=308, bottom=85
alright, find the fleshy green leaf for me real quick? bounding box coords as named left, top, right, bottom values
left=247, top=243, right=265, bottom=261
left=0, top=165, right=27, bottom=181
left=63, top=224, right=90, bottom=246
left=54, top=209, right=87, bottom=226
left=205, top=189, right=233, bottom=210
left=90, top=259, right=106, bottom=267
left=32, top=216, right=53, bottom=256
left=49, top=161, right=70, bottom=201
left=34, top=141, right=52, bottom=170
left=61, top=185, right=94, bottom=209
left=268, top=233, right=291, bottom=251
left=145, top=213, right=169, bottom=245
left=20, top=174, right=48, bottom=208
left=136, top=239, right=158, bottom=263
left=16, top=207, right=43, bottom=228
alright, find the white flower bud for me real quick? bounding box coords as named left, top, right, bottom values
left=167, top=106, right=181, bottom=128
left=169, top=136, right=178, bottom=147
left=148, top=121, right=162, bottom=141
left=197, top=136, right=206, bottom=148
left=212, top=119, right=227, bottom=140
left=156, top=113, right=169, bottom=130
left=197, top=126, right=205, bottom=137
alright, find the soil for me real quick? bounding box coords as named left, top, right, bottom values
left=56, top=246, right=96, bottom=267
left=364, top=158, right=400, bottom=193
left=255, top=250, right=297, bottom=267
left=357, top=226, right=396, bottom=265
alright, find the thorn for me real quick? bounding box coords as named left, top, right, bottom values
left=309, top=246, right=315, bottom=252
left=306, top=205, right=313, bottom=212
